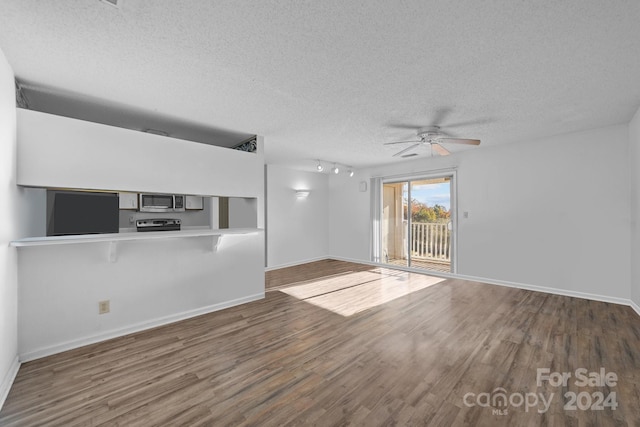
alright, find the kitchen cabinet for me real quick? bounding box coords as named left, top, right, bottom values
left=186, top=195, right=204, bottom=210
left=119, top=192, right=138, bottom=210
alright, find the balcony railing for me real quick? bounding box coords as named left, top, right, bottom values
left=411, top=222, right=451, bottom=262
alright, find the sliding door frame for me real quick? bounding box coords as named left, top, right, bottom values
left=374, top=169, right=458, bottom=274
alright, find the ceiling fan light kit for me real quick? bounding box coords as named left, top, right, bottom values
left=384, top=125, right=481, bottom=158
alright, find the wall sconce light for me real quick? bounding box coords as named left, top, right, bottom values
left=295, top=190, right=310, bottom=199
left=316, top=161, right=324, bottom=172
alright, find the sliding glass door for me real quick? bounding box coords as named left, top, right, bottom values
left=381, top=174, right=454, bottom=272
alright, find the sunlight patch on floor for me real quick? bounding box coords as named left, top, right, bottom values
left=279, top=268, right=445, bottom=317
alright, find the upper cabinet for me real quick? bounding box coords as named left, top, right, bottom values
left=186, top=195, right=204, bottom=210
left=119, top=192, right=138, bottom=210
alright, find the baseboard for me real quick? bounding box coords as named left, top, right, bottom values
left=20, top=293, right=265, bottom=362
left=329, top=256, right=634, bottom=309
left=0, top=355, right=20, bottom=410
left=630, top=299, right=640, bottom=317
left=453, top=272, right=631, bottom=306
left=265, top=256, right=330, bottom=272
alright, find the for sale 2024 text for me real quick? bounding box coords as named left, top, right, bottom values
left=537, top=367, right=618, bottom=411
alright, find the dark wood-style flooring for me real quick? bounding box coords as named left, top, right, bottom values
left=2, top=259, right=639, bottom=426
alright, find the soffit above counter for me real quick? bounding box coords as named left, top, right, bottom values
left=16, top=80, right=256, bottom=150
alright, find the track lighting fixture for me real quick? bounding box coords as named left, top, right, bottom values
left=315, top=160, right=354, bottom=177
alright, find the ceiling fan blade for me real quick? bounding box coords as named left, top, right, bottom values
left=393, top=143, right=421, bottom=157
left=384, top=140, right=421, bottom=146
left=444, top=118, right=493, bottom=129
left=431, top=107, right=453, bottom=126
left=388, top=110, right=453, bottom=130
left=431, top=143, right=450, bottom=156
left=387, top=123, right=423, bottom=130
left=437, top=138, right=481, bottom=145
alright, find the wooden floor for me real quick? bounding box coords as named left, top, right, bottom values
left=2, top=259, right=640, bottom=426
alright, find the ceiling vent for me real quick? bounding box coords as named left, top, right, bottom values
left=99, top=0, right=121, bottom=8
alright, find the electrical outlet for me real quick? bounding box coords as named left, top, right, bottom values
left=98, top=300, right=110, bottom=314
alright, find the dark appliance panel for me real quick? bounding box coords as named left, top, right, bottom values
left=47, top=190, right=119, bottom=236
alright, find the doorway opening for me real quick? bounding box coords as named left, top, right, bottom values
left=381, top=175, right=454, bottom=272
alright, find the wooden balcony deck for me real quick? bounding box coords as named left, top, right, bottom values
left=387, top=257, right=451, bottom=273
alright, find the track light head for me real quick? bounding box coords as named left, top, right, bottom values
left=316, top=161, right=324, bottom=172
left=332, top=164, right=339, bottom=174
left=348, top=169, right=354, bottom=177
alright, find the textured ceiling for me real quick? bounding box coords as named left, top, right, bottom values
left=0, top=0, right=639, bottom=170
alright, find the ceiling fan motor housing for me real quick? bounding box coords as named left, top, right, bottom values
left=417, top=126, right=442, bottom=141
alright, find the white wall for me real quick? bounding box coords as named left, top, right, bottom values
left=0, top=49, right=21, bottom=408
left=229, top=198, right=258, bottom=228
left=330, top=124, right=631, bottom=301
left=328, top=170, right=380, bottom=262
left=266, top=165, right=329, bottom=269
left=12, top=110, right=266, bottom=361
left=630, top=106, right=640, bottom=311
left=17, top=109, right=264, bottom=200
left=18, top=231, right=264, bottom=361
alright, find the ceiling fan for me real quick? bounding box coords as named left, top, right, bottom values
left=384, top=125, right=480, bottom=157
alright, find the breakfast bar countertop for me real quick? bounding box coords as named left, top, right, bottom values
left=9, top=228, right=263, bottom=247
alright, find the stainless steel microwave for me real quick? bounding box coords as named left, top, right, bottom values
left=139, top=194, right=185, bottom=213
